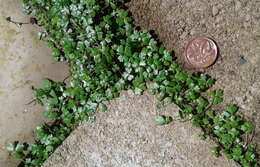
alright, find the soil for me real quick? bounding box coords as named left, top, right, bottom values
left=0, top=0, right=69, bottom=167
left=43, top=0, right=260, bottom=166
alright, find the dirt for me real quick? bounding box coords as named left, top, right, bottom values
left=43, top=0, right=260, bottom=166
left=0, top=0, right=69, bottom=167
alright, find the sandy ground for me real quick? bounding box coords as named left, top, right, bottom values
left=43, top=0, right=260, bottom=166
left=0, top=0, right=69, bottom=166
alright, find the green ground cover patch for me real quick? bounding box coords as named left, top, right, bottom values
left=7, top=0, right=259, bottom=166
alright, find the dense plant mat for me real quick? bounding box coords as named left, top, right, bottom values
left=7, top=0, right=259, bottom=166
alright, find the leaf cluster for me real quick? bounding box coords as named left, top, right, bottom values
left=7, top=0, right=259, bottom=167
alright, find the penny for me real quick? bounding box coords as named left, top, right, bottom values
left=185, top=37, right=218, bottom=68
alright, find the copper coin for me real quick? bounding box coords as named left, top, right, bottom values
left=185, top=37, right=218, bottom=68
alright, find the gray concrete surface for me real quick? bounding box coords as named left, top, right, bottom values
left=0, top=0, right=69, bottom=166
left=43, top=91, right=238, bottom=167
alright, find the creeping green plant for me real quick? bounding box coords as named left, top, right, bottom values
left=7, top=0, right=259, bottom=166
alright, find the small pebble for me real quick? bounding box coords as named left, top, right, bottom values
left=190, top=28, right=197, bottom=35
left=180, top=31, right=188, bottom=39
left=215, top=16, right=222, bottom=23
left=201, top=24, right=207, bottom=33
left=235, top=1, right=242, bottom=11
left=245, top=14, right=251, bottom=21
left=212, top=6, right=219, bottom=16
left=243, top=22, right=251, bottom=28
left=239, top=57, right=247, bottom=64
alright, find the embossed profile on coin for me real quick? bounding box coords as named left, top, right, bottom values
left=185, top=37, right=218, bottom=68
